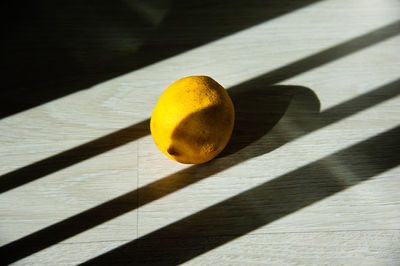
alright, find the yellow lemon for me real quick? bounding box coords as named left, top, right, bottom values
left=150, top=76, right=235, bottom=164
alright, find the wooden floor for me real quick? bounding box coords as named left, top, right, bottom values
left=1, top=0, right=399, bottom=264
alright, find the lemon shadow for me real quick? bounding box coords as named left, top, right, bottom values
left=167, top=84, right=319, bottom=163
left=221, top=84, right=320, bottom=158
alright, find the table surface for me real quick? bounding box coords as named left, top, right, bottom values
left=1, top=0, right=400, bottom=264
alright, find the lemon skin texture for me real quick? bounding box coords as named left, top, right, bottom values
left=150, top=76, right=235, bottom=164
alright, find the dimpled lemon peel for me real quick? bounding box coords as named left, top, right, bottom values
left=150, top=76, right=235, bottom=164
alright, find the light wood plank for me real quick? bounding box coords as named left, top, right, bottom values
left=1, top=0, right=399, bottom=265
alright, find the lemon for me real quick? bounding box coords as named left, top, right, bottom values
left=150, top=76, right=235, bottom=164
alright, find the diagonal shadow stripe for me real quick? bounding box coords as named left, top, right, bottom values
left=1, top=79, right=399, bottom=265
left=1, top=0, right=319, bottom=118
left=1, top=20, right=399, bottom=194
left=0, top=119, right=150, bottom=194
left=230, top=20, right=400, bottom=93
left=82, top=126, right=400, bottom=265
left=1, top=19, right=399, bottom=264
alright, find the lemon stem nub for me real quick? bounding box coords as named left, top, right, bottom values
left=167, top=146, right=179, bottom=156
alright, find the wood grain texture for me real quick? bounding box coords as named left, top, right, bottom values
left=13, top=230, right=400, bottom=265
left=1, top=0, right=400, bottom=264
